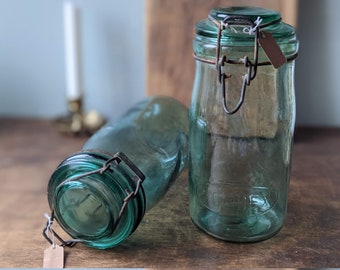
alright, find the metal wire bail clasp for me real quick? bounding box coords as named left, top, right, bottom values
left=212, top=15, right=261, bottom=114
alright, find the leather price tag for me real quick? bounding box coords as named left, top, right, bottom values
left=43, top=245, right=64, bottom=268
left=259, top=30, right=286, bottom=68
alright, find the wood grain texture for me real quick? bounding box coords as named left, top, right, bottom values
left=146, top=0, right=297, bottom=106
left=0, top=118, right=339, bottom=268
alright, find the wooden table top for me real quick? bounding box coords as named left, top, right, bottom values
left=0, top=118, right=339, bottom=268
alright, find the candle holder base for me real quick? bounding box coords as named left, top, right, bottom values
left=53, top=98, right=106, bottom=136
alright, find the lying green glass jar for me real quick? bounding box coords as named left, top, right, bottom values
left=46, top=96, right=189, bottom=249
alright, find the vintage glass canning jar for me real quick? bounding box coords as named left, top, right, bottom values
left=46, top=96, right=189, bottom=249
left=189, top=6, right=299, bottom=242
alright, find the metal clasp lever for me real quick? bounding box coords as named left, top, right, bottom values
left=213, top=15, right=260, bottom=114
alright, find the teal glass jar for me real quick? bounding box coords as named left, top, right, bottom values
left=189, top=7, right=299, bottom=242
left=47, top=96, right=189, bottom=249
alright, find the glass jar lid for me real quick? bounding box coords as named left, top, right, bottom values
left=195, top=6, right=297, bottom=45
left=193, top=6, right=299, bottom=64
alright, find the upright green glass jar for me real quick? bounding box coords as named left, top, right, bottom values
left=189, top=7, right=299, bottom=242
left=46, top=96, right=188, bottom=249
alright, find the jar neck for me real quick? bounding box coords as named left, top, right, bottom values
left=48, top=151, right=146, bottom=249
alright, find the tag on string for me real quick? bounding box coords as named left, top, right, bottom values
left=259, top=30, right=286, bottom=68
left=42, top=213, right=64, bottom=268
left=43, top=245, right=64, bottom=268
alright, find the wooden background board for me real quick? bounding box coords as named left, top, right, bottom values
left=146, top=0, right=297, bottom=106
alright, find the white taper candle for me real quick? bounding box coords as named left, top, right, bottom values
left=63, top=1, right=82, bottom=100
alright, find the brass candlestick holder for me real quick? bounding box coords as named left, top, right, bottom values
left=53, top=98, right=106, bottom=136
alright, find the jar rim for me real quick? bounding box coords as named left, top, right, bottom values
left=210, top=6, right=281, bottom=25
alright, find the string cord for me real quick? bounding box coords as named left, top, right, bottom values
left=44, top=213, right=56, bottom=248
left=243, top=16, right=263, bottom=35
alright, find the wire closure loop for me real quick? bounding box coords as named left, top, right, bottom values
left=43, top=151, right=145, bottom=248
left=209, top=15, right=262, bottom=114
left=43, top=211, right=81, bottom=247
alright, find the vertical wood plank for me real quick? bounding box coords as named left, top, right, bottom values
left=145, top=0, right=297, bottom=106
left=281, top=0, right=298, bottom=27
